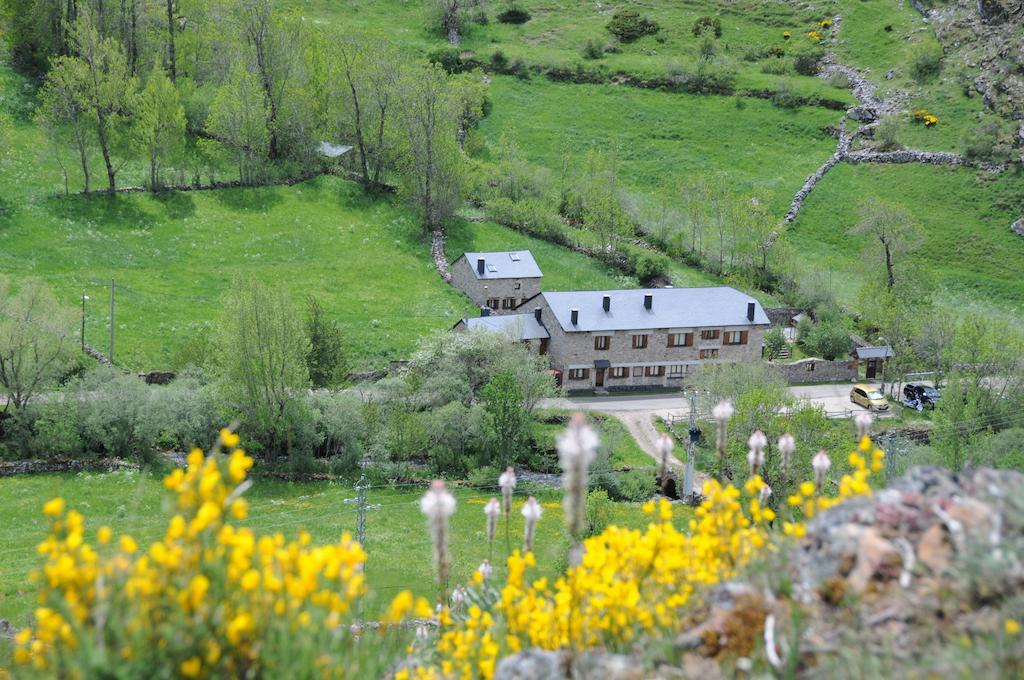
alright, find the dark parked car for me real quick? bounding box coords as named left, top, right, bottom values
left=903, top=383, right=941, bottom=410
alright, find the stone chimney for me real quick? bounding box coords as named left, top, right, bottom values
left=477, top=257, right=485, bottom=275
left=644, top=294, right=653, bottom=310
left=571, top=308, right=579, bottom=326
left=747, top=301, right=755, bottom=322
left=602, top=295, right=611, bottom=312
left=534, top=307, right=542, bottom=324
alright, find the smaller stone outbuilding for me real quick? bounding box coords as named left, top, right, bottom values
left=450, top=251, right=542, bottom=314
left=452, top=310, right=550, bottom=354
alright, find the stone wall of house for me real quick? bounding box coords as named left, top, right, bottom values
left=772, top=357, right=857, bottom=384
left=449, top=257, right=542, bottom=314
left=533, top=299, right=767, bottom=390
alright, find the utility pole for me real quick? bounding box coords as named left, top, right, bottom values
left=342, top=475, right=380, bottom=545
left=108, top=280, right=115, bottom=363
left=80, top=294, right=89, bottom=351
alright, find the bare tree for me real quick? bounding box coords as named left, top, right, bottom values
left=0, top=278, right=76, bottom=412
left=848, top=201, right=923, bottom=290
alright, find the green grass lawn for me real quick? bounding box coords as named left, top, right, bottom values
left=786, top=162, right=1024, bottom=312
left=0, top=469, right=678, bottom=629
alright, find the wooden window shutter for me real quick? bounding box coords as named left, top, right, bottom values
left=685, top=333, right=693, bottom=347
left=740, top=331, right=748, bottom=345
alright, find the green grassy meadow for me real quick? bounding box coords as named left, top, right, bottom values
left=0, top=469, right=674, bottom=628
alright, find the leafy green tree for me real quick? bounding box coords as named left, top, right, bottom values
left=801, top=317, right=851, bottom=361
left=763, top=327, right=787, bottom=361
left=135, top=65, right=186, bottom=190
left=304, top=296, right=346, bottom=389
left=36, top=69, right=94, bottom=193
left=0, top=278, right=76, bottom=413
left=215, top=279, right=311, bottom=460
left=60, top=11, right=140, bottom=192
left=481, top=369, right=528, bottom=468
left=396, top=62, right=464, bottom=232
left=207, top=63, right=269, bottom=184
left=848, top=201, right=923, bottom=290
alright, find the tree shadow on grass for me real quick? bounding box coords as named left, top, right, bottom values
left=41, top=192, right=154, bottom=230
left=209, top=185, right=285, bottom=213
left=151, top=191, right=196, bottom=221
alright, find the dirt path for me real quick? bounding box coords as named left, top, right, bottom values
left=607, top=411, right=684, bottom=470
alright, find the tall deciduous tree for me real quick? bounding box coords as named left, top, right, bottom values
left=216, top=279, right=311, bottom=460
left=848, top=201, right=923, bottom=290
left=135, top=65, right=185, bottom=190
left=207, top=63, right=269, bottom=184
left=36, top=66, right=94, bottom=193
left=396, top=62, right=463, bottom=232
left=0, top=278, right=76, bottom=412
left=57, top=10, right=139, bottom=192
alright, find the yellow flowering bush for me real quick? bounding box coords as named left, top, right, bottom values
left=806, top=30, right=824, bottom=42
left=13, top=430, right=406, bottom=678
left=413, top=436, right=886, bottom=679
left=912, top=108, right=939, bottom=126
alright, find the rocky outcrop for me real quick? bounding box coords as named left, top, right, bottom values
left=496, top=466, right=1024, bottom=677
left=1012, top=218, right=1024, bottom=237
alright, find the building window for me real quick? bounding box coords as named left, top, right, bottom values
left=514, top=282, right=521, bottom=290
left=700, top=329, right=720, bottom=340
left=631, top=334, right=649, bottom=349
left=568, top=368, right=590, bottom=380
left=724, top=331, right=747, bottom=345
left=502, top=297, right=517, bottom=310
left=486, top=298, right=499, bottom=310
left=668, top=333, right=693, bottom=347
left=699, top=348, right=720, bottom=360
left=668, top=364, right=685, bottom=377
left=632, top=366, right=643, bottom=377
left=610, top=367, right=629, bottom=379
left=594, top=335, right=610, bottom=350
left=644, top=365, right=665, bottom=377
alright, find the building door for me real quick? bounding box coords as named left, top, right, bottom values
left=539, top=338, right=549, bottom=356
left=595, top=368, right=605, bottom=387
left=866, top=359, right=877, bottom=379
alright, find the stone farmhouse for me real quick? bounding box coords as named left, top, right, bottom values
left=449, top=251, right=543, bottom=314
left=452, top=250, right=771, bottom=391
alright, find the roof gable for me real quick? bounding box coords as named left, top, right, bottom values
left=460, top=251, right=543, bottom=280
left=541, top=287, right=770, bottom=332
left=461, top=313, right=550, bottom=340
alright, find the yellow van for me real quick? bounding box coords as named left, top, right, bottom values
left=850, top=384, right=890, bottom=412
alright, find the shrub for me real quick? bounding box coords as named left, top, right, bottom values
left=825, top=72, right=851, bottom=89
left=581, top=39, right=604, bottom=60
left=606, top=9, right=659, bottom=43
left=468, top=464, right=500, bottom=488
left=962, top=116, right=1017, bottom=163
left=910, top=43, right=943, bottom=83
left=764, top=327, right=787, bottom=361
left=30, top=399, right=83, bottom=458
left=628, top=249, right=671, bottom=284
left=584, top=488, right=614, bottom=537
left=761, top=58, right=790, bottom=76
left=615, top=470, right=657, bottom=502
left=874, top=116, right=903, bottom=151
left=692, top=15, right=722, bottom=38
left=793, top=48, right=823, bottom=76
left=490, top=49, right=508, bottom=71
left=427, top=47, right=464, bottom=74
left=486, top=197, right=569, bottom=244
left=305, top=295, right=347, bottom=389
left=496, top=6, right=531, bottom=24
left=771, top=81, right=801, bottom=108
left=800, top=318, right=852, bottom=360
left=75, top=368, right=159, bottom=461
left=509, top=58, right=530, bottom=80
left=307, top=391, right=364, bottom=469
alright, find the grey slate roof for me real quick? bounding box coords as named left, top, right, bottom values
left=461, top=251, right=543, bottom=280
left=461, top=314, right=550, bottom=341
left=855, top=345, right=894, bottom=360
left=540, top=287, right=770, bottom=332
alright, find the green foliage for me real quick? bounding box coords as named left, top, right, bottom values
left=135, top=66, right=186, bottom=191
left=207, top=64, right=270, bottom=185
left=305, top=296, right=346, bottom=389
left=800, top=317, right=852, bottom=360
left=961, top=116, right=1019, bottom=164
left=764, top=327, right=787, bottom=361
left=307, top=391, right=364, bottom=471
left=581, top=40, right=604, bottom=60
left=792, top=47, right=824, bottom=76
left=692, top=16, right=722, bottom=39
left=0, top=278, right=76, bottom=411
left=606, top=10, right=660, bottom=43
left=215, top=279, right=311, bottom=461
left=874, top=116, right=903, bottom=151
left=496, top=6, right=531, bottom=24
left=614, top=471, right=657, bottom=502
left=584, top=488, right=613, bottom=536
left=481, top=369, right=530, bottom=468
left=909, top=43, right=943, bottom=83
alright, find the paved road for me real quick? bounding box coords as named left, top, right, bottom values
left=541, top=381, right=890, bottom=421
